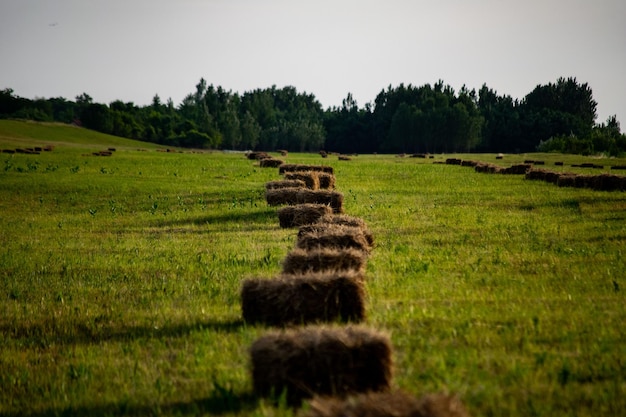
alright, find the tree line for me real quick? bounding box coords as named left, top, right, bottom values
left=1, top=77, right=624, bottom=155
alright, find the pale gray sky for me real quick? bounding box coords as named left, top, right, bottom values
left=1, top=0, right=625, bottom=125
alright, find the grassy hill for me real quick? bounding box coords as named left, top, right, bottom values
left=0, top=119, right=162, bottom=150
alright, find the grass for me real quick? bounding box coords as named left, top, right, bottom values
left=1, top=120, right=626, bottom=416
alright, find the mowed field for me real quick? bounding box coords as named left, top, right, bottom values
left=1, top=120, right=625, bottom=416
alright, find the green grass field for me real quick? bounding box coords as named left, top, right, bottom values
left=1, top=120, right=625, bottom=416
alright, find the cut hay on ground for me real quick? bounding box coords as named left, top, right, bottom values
left=285, top=171, right=321, bottom=190
left=303, top=391, right=470, bottom=417
left=240, top=270, right=366, bottom=326
left=250, top=325, right=393, bottom=405
left=279, top=164, right=334, bottom=175
left=260, top=158, right=285, bottom=168
left=265, top=179, right=306, bottom=190
left=297, top=224, right=372, bottom=253
left=277, top=204, right=333, bottom=228
left=282, top=247, right=368, bottom=274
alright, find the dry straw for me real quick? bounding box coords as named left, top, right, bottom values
left=285, top=171, right=321, bottom=190
left=265, top=189, right=344, bottom=212
left=266, top=179, right=306, bottom=190
left=282, top=247, right=368, bottom=274
left=296, top=189, right=344, bottom=213
left=297, top=224, right=371, bottom=254
left=240, top=270, right=366, bottom=326
left=320, top=214, right=373, bottom=246
left=250, top=325, right=393, bottom=405
left=260, top=158, right=285, bottom=168
left=277, top=204, right=333, bottom=228
left=303, top=391, right=470, bottom=417
left=265, top=188, right=300, bottom=206
left=279, top=164, right=334, bottom=175
left=318, top=172, right=336, bottom=190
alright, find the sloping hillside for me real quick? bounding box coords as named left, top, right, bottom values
left=0, top=120, right=161, bottom=150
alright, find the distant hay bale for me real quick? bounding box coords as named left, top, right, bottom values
left=574, top=174, right=592, bottom=188
left=277, top=149, right=288, bottom=156
left=461, top=160, right=479, bottom=167
left=280, top=164, right=334, bottom=175
left=297, top=224, right=372, bottom=253
left=338, top=155, right=352, bottom=161
left=282, top=247, right=368, bottom=274
left=557, top=174, right=577, bottom=188
left=260, top=158, right=285, bottom=168
left=318, top=172, right=336, bottom=190
left=410, top=153, right=428, bottom=158
left=265, top=188, right=300, bottom=206
left=277, top=204, right=333, bottom=228
left=555, top=161, right=564, bottom=166
left=247, top=151, right=270, bottom=160
left=589, top=174, right=626, bottom=191
left=285, top=171, right=321, bottom=190
left=240, top=270, right=366, bottom=326
left=320, top=150, right=328, bottom=158
left=295, top=189, right=344, bottom=213
left=265, top=179, right=306, bottom=190
left=611, top=165, right=626, bottom=170
left=501, top=164, right=531, bottom=175
left=250, top=325, right=393, bottom=404
left=304, top=391, right=470, bottom=417
left=445, top=158, right=462, bottom=165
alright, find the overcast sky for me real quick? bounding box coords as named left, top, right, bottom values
left=1, top=0, right=625, bottom=125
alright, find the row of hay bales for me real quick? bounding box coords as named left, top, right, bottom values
left=526, top=168, right=626, bottom=191
left=241, top=156, right=469, bottom=415
left=1, top=145, right=54, bottom=154
left=445, top=158, right=626, bottom=192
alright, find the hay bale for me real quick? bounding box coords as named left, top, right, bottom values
left=250, top=325, right=393, bottom=404
left=295, top=189, right=344, bottom=213
left=557, top=174, right=577, bottom=188
left=298, top=223, right=373, bottom=252
left=280, top=164, right=334, bottom=175
left=320, top=150, right=328, bottom=158
left=461, top=160, right=479, bottom=167
left=265, top=188, right=300, bottom=206
left=282, top=247, right=368, bottom=274
left=285, top=171, right=321, bottom=190
left=278, top=204, right=333, bottom=228
left=589, top=174, right=626, bottom=191
left=304, top=391, right=470, bottom=417
left=266, top=179, right=306, bottom=190
left=247, top=151, right=270, bottom=160
left=501, top=164, right=531, bottom=175
left=240, top=270, right=366, bottom=326
left=445, top=158, right=462, bottom=165
left=315, top=214, right=374, bottom=247
left=278, top=149, right=289, bottom=156
left=318, top=172, right=336, bottom=190
left=260, top=158, right=285, bottom=168
left=297, top=224, right=372, bottom=253
left=338, top=155, right=352, bottom=161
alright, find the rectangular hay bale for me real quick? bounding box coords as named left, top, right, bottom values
left=240, top=270, right=366, bottom=326
left=295, top=189, right=344, bottom=213
left=297, top=224, right=372, bottom=253
left=282, top=247, right=368, bottom=274
left=250, top=325, right=393, bottom=404
left=277, top=204, right=333, bottom=228
left=285, top=171, right=321, bottom=190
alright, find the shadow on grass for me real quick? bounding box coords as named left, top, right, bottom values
left=2, top=390, right=259, bottom=417
left=146, top=208, right=279, bottom=232
left=1, top=317, right=245, bottom=348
